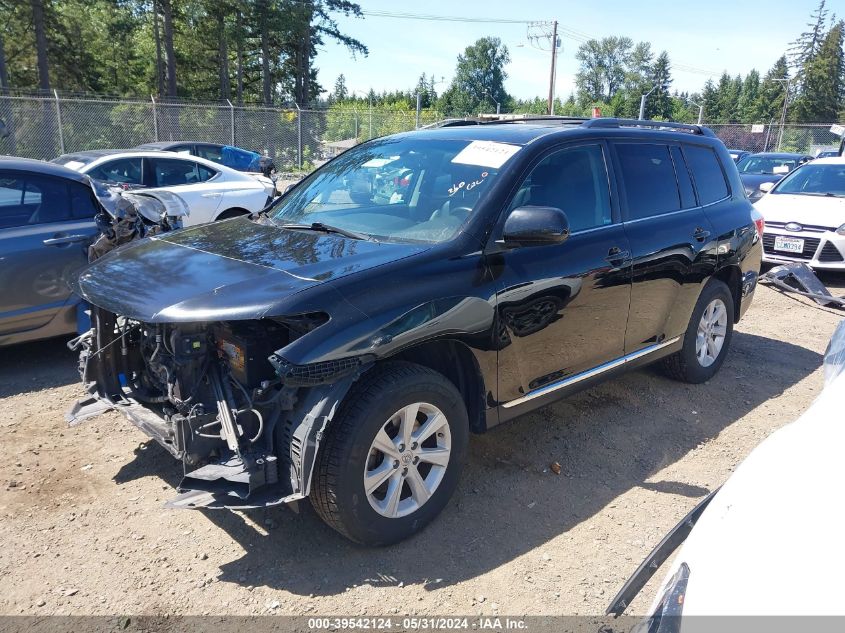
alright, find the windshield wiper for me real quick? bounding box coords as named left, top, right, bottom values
left=279, top=221, right=376, bottom=241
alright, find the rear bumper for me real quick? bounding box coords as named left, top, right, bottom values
left=762, top=229, right=845, bottom=270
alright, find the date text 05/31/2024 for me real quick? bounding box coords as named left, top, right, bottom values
left=307, top=617, right=529, bottom=630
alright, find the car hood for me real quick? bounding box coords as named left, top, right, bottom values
left=653, top=359, right=845, bottom=617
left=739, top=173, right=782, bottom=190
left=754, top=193, right=845, bottom=228
left=72, top=217, right=427, bottom=322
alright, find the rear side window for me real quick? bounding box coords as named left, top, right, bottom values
left=684, top=145, right=729, bottom=205
left=88, top=158, right=143, bottom=185
left=151, top=158, right=214, bottom=187
left=197, top=144, right=223, bottom=163
left=0, top=174, right=73, bottom=226
left=615, top=143, right=680, bottom=220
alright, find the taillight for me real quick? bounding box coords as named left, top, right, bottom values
left=754, top=216, right=765, bottom=237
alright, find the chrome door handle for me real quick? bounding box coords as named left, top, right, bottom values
left=43, top=234, right=88, bottom=246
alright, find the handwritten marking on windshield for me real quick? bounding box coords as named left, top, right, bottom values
left=448, top=171, right=489, bottom=197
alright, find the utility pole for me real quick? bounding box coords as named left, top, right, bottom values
left=547, top=20, right=558, bottom=115
left=638, top=85, right=657, bottom=120
left=773, top=77, right=791, bottom=151
left=690, top=100, right=704, bottom=124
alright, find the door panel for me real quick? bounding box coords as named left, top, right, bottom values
left=611, top=142, right=718, bottom=353
left=0, top=172, right=97, bottom=336
left=494, top=227, right=633, bottom=403
left=147, top=157, right=223, bottom=225
left=622, top=211, right=716, bottom=351
left=492, top=142, right=632, bottom=405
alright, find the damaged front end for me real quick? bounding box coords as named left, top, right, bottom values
left=69, top=309, right=366, bottom=509
left=66, top=188, right=373, bottom=510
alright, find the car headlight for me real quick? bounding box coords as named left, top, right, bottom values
left=837, top=224, right=845, bottom=236
left=635, top=563, right=690, bottom=633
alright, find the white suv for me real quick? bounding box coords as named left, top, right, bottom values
left=53, top=150, right=273, bottom=226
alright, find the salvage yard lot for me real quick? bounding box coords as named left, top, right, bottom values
left=1, top=276, right=843, bottom=617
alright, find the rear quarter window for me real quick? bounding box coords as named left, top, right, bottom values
left=684, top=145, right=729, bottom=205
left=615, top=143, right=681, bottom=220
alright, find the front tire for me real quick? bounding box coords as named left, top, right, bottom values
left=662, top=279, right=735, bottom=384
left=310, top=362, right=469, bottom=545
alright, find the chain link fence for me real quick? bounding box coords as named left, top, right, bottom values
left=0, top=93, right=445, bottom=171
left=704, top=123, right=841, bottom=155
left=0, top=93, right=840, bottom=168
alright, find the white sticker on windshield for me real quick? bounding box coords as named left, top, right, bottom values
left=451, top=140, right=520, bottom=169
left=773, top=165, right=790, bottom=174
left=63, top=160, right=85, bottom=171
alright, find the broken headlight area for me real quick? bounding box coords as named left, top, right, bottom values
left=68, top=307, right=364, bottom=510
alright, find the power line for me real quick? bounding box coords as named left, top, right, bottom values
left=359, top=9, right=536, bottom=24
left=355, top=9, right=720, bottom=77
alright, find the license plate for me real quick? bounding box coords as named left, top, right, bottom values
left=774, top=236, right=804, bottom=253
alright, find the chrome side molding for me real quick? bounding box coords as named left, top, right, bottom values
left=502, top=336, right=682, bottom=409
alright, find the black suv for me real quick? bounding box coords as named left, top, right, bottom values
left=70, top=118, right=761, bottom=545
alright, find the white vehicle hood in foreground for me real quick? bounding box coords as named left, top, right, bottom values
left=755, top=192, right=845, bottom=228
left=657, top=325, right=845, bottom=618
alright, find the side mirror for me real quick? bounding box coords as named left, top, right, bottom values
left=501, top=205, right=570, bottom=247
left=759, top=181, right=775, bottom=193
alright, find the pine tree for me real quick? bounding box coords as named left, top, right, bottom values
left=646, top=51, right=672, bottom=119
left=794, top=20, right=844, bottom=122
left=738, top=70, right=761, bottom=122
left=700, top=79, right=719, bottom=123
left=755, top=56, right=790, bottom=122
left=788, top=0, right=829, bottom=78
left=333, top=73, right=348, bottom=101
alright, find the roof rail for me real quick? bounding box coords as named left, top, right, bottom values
left=581, top=118, right=715, bottom=137
left=479, top=115, right=589, bottom=125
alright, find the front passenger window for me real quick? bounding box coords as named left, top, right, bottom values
left=510, top=144, right=612, bottom=233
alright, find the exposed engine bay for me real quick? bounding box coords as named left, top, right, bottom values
left=67, top=186, right=367, bottom=509
left=69, top=308, right=363, bottom=509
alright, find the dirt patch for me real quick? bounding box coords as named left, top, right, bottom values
left=1, top=276, right=842, bottom=616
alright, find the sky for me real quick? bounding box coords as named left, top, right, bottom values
left=314, top=0, right=822, bottom=102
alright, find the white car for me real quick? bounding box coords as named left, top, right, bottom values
left=754, top=157, right=845, bottom=270
left=53, top=150, right=273, bottom=226
left=609, top=319, right=845, bottom=624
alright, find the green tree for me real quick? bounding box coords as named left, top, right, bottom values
left=700, top=79, right=719, bottom=122
left=738, top=70, right=761, bottom=122
left=574, top=36, right=633, bottom=105
left=333, top=73, right=348, bottom=101
left=794, top=20, right=844, bottom=122
left=788, top=0, right=828, bottom=79
left=439, top=37, right=510, bottom=116
left=646, top=51, right=672, bottom=120
left=755, top=56, right=790, bottom=122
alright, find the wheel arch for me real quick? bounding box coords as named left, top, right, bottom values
left=711, top=265, right=742, bottom=323
left=215, top=206, right=251, bottom=221
left=390, top=339, right=488, bottom=434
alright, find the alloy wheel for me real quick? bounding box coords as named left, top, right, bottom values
left=363, top=402, right=451, bottom=519
left=695, top=298, right=728, bottom=368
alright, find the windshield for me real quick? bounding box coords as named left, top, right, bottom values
left=736, top=155, right=802, bottom=175
left=773, top=163, right=845, bottom=197
left=267, top=136, right=518, bottom=243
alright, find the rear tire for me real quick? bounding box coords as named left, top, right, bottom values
left=661, top=279, right=734, bottom=384
left=310, top=362, right=468, bottom=545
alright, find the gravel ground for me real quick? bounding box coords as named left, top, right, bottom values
left=1, top=273, right=843, bottom=618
